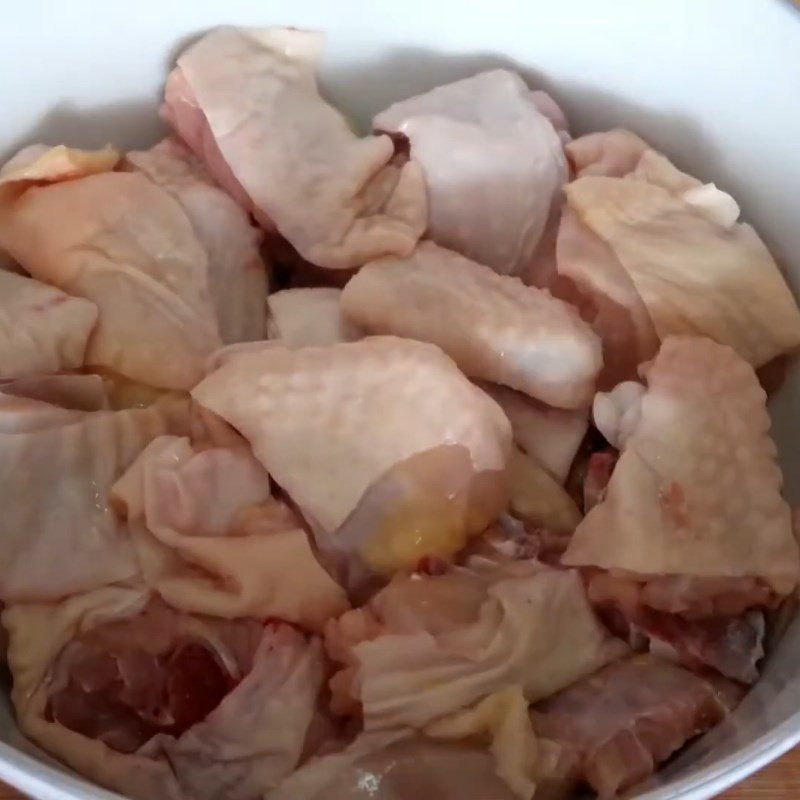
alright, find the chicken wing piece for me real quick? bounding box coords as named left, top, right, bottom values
left=162, top=26, right=426, bottom=270
left=192, top=337, right=511, bottom=572
left=5, top=589, right=324, bottom=800
left=373, top=70, right=566, bottom=277
left=267, top=288, right=361, bottom=346
left=127, top=139, right=267, bottom=344
left=563, top=336, right=800, bottom=595
left=341, top=242, right=602, bottom=409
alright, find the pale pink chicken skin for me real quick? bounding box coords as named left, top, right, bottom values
left=0, top=270, right=98, bottom=378
left=192, top=336, right=511, bottom=578
left=126, top=139, right=268, bottom=345
left=111, top=433, right=348, bottom=629
left=270, top=733, right=521, bottom=800
left=267, top=288, right=361, bottom=346
left=0, top=393, right=190, bottom=603
left=563, top=337, right=800, bottom=594
left=162, top=26, right=426, bottom=270
left=0, top=374, right=109, bottom=412
left=479, top=382, right=588, bottom=482
left=341, top=242, right=602, bottom=409
left=0, top=159, right=223, bottom=390
left=325, top=561, right=626, bottom=730
left=559, top=131, right=800, bottom=381
left=555, top=206, right=660, bottom=388
left=373, top=70, right=567, bottom=277
left=564, top=337, right=797, bottom=682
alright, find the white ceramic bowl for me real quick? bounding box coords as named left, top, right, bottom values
left=3, top=1, right=800, bottom=798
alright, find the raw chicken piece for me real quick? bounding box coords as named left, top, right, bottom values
left=162, top=27, right=426, bottom=269
left=462, top=515, right=570, bottom=567
left=565, top=129, right=648, bottom=178
left=111, top=435, right=348, bottom=629
left=0, top=392, right=85, bottom=433
left=638, top=575, right=779, bottom=619
left=568, top=132, right=738, bottom=220
left=563, top=337, right=800, bottom=593
left=341, top=243, right=602, bottom=409
left=531, top=655, right=741, bottom=799
left=565, top=163, right=800, bottom=369
left=0, top=373, right=109, bottom=411
left=267, top=288, right=361, bottom=346
left=5, top=589, right=324, bottom=800
left=373, top=70, right=567, bottom=277
left=641, top=609, right=765, bottom=684
left=0, top=270, right=97, bottom=378
left=0, top=143, right=119, bottom=185
left=269, top=733, right=521, bottom=800
left=0, top=394, right=189, bottom=601
left=582, top=450, right=618, bottom=513
left=331, top=444, right=510, bottom=591
left=555, top=206, right=659, bottom=388
left=586, top=572, right=771, bottom=683
left=479, top=382, right=588, bottom=482
left=531, top=90, right=571, bottom=143
left=508, top=448, right=582, bottom=535
left=325, top=561, right=627, bottom=730
left=0, top=153, right=222, bottom=389
left=520, top=201, right=563, bottom=290
left=426, top=687, right=574, bottom=800
left=192, top=337, right=511, bottom=569
left=126, top=139, right=267, bottom=344
left=592, top=380, right=645, bottom=449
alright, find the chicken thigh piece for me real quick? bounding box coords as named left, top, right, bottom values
left=192, top=337, right=511, bottom=578
left=162, top=26, right=426, bottom=269
left=373, top=70, right=567, bottom=277
left=127, top=139, right=267, bottom=344
left=5, top=590, right=324, bottom=800
left=0, top=147, right=222, bottom=390
left=341, top=243, right=602, bottom=409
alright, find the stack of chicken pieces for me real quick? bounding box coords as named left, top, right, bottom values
left=1, top=25, right=799, bottom=800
